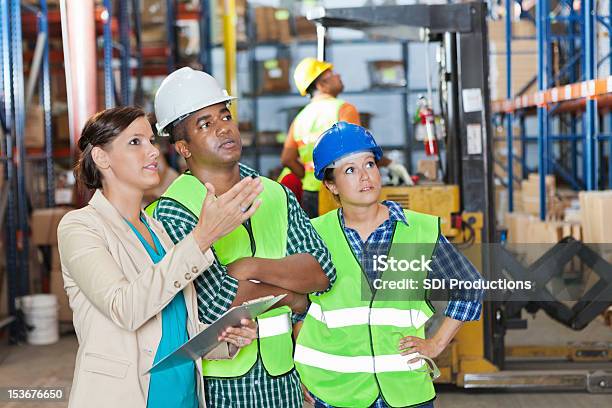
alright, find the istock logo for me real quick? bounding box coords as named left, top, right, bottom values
left=372, top=255, right=433, bottom=272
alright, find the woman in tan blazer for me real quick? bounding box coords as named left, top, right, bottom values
left=57, top=106, right=263, bottom=408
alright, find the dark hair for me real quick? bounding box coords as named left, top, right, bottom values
left=74, top=106, right=146, bottom=190
left=168, top=118, right=190, bottom=144
left=323, top=167, right=341, bottom=203
left=306, top=80, right=318, bottom=98
left=323, top=167, right=335, bottom=183
left=307, top=69, right=329, bottom=97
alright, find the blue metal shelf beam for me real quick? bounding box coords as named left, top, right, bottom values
left=505, top=0, right=514, bottom=211
left=118, top=0, right=131, bottom=105
left=35, top=1, right=55, bottom=208
left=0, top=0, right=19, bottom=341
left=536, top=0, right=549, bottom=219
left=102, top=0, right=115, bottom=108
left=584, top=0, right=597, bottom=190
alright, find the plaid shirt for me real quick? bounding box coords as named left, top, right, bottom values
left=153, top=163, right=335, bottom=408
left=311, top=201, right=482, bottom=408
left=341, top=200, right=483, bottom=321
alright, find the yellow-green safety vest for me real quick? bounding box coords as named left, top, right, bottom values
left=295, top=208, right=439, bottom=407
left=145, top=173, right=295, bottom=378
left=292, top=98, right=345, bottom=192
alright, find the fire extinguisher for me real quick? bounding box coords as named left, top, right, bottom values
left=416, top=96, right=438, bottom=156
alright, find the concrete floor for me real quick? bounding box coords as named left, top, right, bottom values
left=1, top=313, right=612, bottom=408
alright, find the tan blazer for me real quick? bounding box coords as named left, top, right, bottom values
left=57, top=190, right=231, bottom=408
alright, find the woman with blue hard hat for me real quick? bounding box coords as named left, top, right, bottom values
left=293, top=122, right=484, bottom=407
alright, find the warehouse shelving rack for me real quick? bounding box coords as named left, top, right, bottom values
left=240, top=5, right=432, bottom=174
left=1, top=0, right=119, bottom=342
left=493, top=0, right=612, bottom=219
left=147, top=2, right=434, bottom=175
left=1, top=0, right=38, bottom=341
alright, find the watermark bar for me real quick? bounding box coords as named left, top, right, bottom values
left=0, top=387, right=67, bottom=402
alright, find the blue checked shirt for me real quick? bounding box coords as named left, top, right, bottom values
left=153, top=163, right=335, bottom=408
left=309, top=200, right=482, bottom=408
left=341, top=200, right=483, bottom=321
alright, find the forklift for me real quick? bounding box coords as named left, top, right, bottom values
left=308, top=1, right=612, bottom=393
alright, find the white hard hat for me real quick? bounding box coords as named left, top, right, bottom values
left=154, top=67, right=236, bottom=137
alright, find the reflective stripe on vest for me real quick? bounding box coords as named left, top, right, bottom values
left=146, top=173, right=295, bottom=378
left=295, top=208, right=439, bottom=407
left=295, top=344, right=426, bottom=373
left=292, top=98, right=345, bottom=192
left=306, top=302, right=431, bottom=330
left=258, top=313, right=291, bottom=338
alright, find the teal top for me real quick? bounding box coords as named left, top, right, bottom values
left=125, top=216, right=198, bottom=408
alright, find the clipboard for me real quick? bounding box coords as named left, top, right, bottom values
left=147, top=294, right=286, bottom=374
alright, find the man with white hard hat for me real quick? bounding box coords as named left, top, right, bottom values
left=146, top=67, right=336, bottom=408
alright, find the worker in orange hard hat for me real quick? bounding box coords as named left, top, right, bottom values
left=281, top=57, right=411, bottom=218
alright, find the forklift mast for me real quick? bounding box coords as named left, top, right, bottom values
left=308, top=1, right=501, bottom=368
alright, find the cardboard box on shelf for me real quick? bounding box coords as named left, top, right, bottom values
left=561, top=222, right=582, bottom=241
left=53, top=109, right=70, bottom=142
left=257, top=59, right=290, bottom=94
left=417, top=159, right=439, bottom=181
left=142, top=24, right=167, bottom=44
left=488, top=20, right=536, bottom=43
left=579, top=191, right=612, bottom=243
left=255, top=7, right=272, bottom=42
left=254, top=7, right=291, bottom=43
left=520, top=173, right=556, bottom=216
left=368, top=60, right=406, bottom=88
left=294, top=16, right=317, bottom=40
left=505, top=211, right=533, bottom=244
left=494, top=161, right=522, bottom=187
left=30, top=207, right=72, bottom=246
left=488, top=26, right=537, bottom=100
left=495, top=185, right=523, bottom=226
left=257, top=131, right=284, bottom=146
left=274, top=9, right=292, bottom=43
left=25, top=105, right=45, bottom=149
left=505, top=211, right=582, bottom=264
left=52, top=73, right=67, bottom=102
left=526, top=219, right=565, bottom=243
left=142, top=0, right=166, bottom=25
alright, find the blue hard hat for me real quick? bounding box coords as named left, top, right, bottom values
left=313, top=122, right=383, bottom=180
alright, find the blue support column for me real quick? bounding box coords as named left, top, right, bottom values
left=10, top=0, right=29, bottom=298
left=1, top=0, right=11, bottom=131
left=119, top=0, right=131, bottom=105
left=103, top=0, right=115, bottom=108
left=567, top=1, right=579, bottom=183
left=199, top=0, right=212, bottom=73
left=584, top=0, right=597, bottom=190
left=505, top=0, right=514, bottom=212
left=543, top=0, right=555, bottom=174
left=0, top=0, right=19, bottom=342
left=39, top=0, right=55, bottom=207
left=520, top=113, right=527, bottom=178
left=131, top=0, right=143, bottom=106
left=166, top=0, right=176, bottom=73
left=537, top=0, right=549, bottom=219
